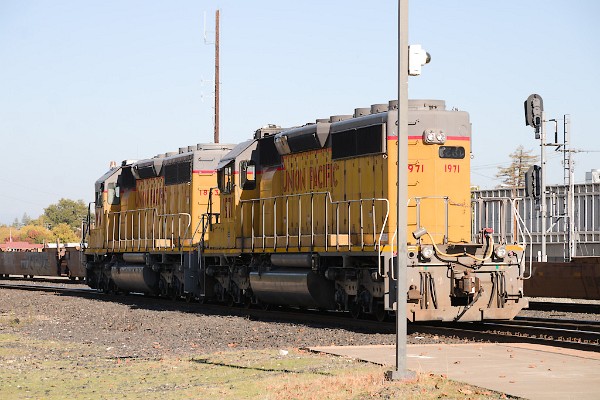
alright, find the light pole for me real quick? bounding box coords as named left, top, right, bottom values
left=387, top=0, right=415, bottom=381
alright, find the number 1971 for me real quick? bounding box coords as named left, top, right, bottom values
left=445, top=164, right=460, bottom=173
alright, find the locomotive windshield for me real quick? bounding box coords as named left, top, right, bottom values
left=439, top=146, right=465, bottom=159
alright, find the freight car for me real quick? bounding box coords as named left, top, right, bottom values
left=0, top=242, right=85, bottom=280
left=84, top=100, right=528, bottom=321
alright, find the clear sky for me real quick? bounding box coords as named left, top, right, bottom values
left=0, top=1, right=598, bottom=225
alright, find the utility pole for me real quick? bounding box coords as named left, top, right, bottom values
left=214, top=9, right=220, bottom=143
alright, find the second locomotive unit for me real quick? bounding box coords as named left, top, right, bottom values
left=84, top=99, right=527, bottom=322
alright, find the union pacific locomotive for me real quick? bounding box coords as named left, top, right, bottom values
left=84, top=100, right=528, bottom=322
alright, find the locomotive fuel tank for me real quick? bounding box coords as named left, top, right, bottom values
left=110, top=264, right=158, bottom=293
left=249, top=269, right=335, bottom=309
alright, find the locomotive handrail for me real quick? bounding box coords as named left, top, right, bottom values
left=472, top=196, right=532, bottom=279
left=239, top=192, right=390, bottom=256
left=385, top=196, right=459, bottom=279
left=104, top=208, right=191, bottom=252
left=82, top=201, right=95, bottom=247
left=410, top=196, right=450, bottom=244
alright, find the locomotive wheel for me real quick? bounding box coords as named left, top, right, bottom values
left=100, top=280, right=109, bottom=294
left=185, top=293, right=194, bottom=303
left=242, top=296, right=252, bottom=309
left=226, top=294, right=235, bottom=307
left=373, top=303, right=387, bottom=322
left=350, top=303, right=362, bottom=319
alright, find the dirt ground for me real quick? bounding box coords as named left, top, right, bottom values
left=0, top=287, right=405, bottom=358
left=0, top=286, right=516, bottom=399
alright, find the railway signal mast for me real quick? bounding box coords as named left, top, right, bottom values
left=524, top=94, right=548, bottom=261
left=525, top=95, right=578, bottom=262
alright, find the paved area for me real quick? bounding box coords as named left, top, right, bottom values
left=309, top=343, right=600, bottom=400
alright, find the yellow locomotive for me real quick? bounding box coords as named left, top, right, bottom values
left=85, top=99, right=527, bottom=321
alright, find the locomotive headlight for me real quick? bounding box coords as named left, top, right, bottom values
left=424, top=130, right=436, bottom=143
left=494, top=245, right=507, bottom=259
left=423, top=129, right=445, bottom=144
left=420, top=245, right=434, bottom=260
left=435, top=130, right=446, bottom=144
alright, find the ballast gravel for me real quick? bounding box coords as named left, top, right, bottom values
left=1, top=281, right=597, bottom=359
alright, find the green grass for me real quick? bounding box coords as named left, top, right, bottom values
left=0, top=334, right=511, bottom=399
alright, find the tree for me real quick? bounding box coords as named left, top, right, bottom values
left=44, top=199, right=87, bottom=230
left=495, top=145, right=539, bottom=188
left=0, top=226, right=14, bottom=243
left=21, top=213, right=32, bottom=226
left=52, top=223, right=79, bottom=243
left=15, top=225, right=54, bottom=244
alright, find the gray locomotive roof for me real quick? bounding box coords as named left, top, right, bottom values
left=329, top=112, right=388, bottom=133
left=94, top=167, right=121, bottom=192
left=194, top=144, right=236, bottom=170
left=275, top=121, right=331, bottom=148
left=216, top=139, right=255, bottom=170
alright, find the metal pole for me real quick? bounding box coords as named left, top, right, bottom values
left=565, top=115, right=575, bottom=259
left=388, top=0, right=414, bottom=381
left=540, top=111, right=547, bottom=261
left=214, top=9, right=220, bottom=143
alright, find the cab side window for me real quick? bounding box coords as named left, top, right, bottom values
left=218, top=162, right=234, bottom=194
left=107, top=182, right=120, bottom=205
left=240, top=160, right=256, bottom=190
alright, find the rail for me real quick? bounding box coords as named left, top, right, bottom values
left=239, top=192, right=390, bottom=255
left=104, top=208, right=192, bottom=251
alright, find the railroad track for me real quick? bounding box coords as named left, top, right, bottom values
left=0, top=280, right=394, bottom=334
left=0, top=281, right=94, bottom=295
left=527, top=300, right=600, bottom=314
left=411, top=318, right=600, bottom=353
left=2, top=280, right=599, bottom=351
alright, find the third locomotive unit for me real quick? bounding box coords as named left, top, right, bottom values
left=84, top=99, right=528, bottom=322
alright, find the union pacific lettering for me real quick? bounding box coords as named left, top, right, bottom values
left=283, top=168, right=307, bottom=192
left=309, top=163, right=339, bottom=190
left=283, top=163, right=339, bottom=193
